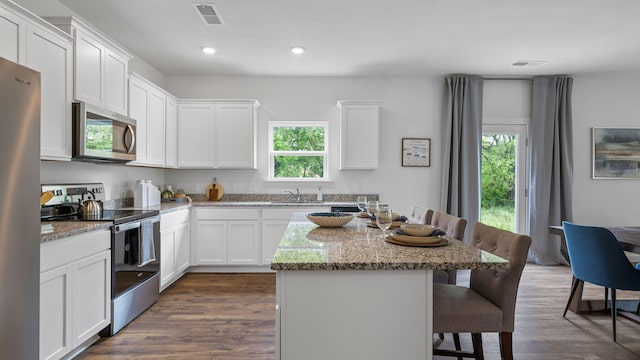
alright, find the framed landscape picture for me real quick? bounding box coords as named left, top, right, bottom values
left=402, top=138, right=430, bottom=167
left=592, top=127, right=640, bottom=179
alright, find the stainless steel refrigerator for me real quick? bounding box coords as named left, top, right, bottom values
left=0, top=57, right=41, bottom=359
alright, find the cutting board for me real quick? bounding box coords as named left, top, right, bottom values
left=205, top=183, right=224, bottom=201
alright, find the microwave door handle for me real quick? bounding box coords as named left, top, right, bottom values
left=124, top=124, right=135, bottom=154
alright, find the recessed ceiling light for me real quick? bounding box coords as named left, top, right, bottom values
left=290, top=46, right=305, bottom=55
left=512, top=60, right=547, bottom=67
left=202, top=46, right=216, bottom=55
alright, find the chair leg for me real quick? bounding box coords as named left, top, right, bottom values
left=471, top=333, right=484, bottom=360
left=499, top=332, right=514, bottom=360
left=453, top=333, right=463, bottom=360
left=564, top=278, right=583, bottom=317
left=611, top=289, right=617, bottom=342
left=604, top=287, right=609, bottom=311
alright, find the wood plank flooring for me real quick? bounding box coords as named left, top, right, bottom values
left=77, top=265, right=640, bottom=360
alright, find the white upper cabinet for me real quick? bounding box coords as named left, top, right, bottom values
left=177, top=100, right=259, bottom=169
left=177, top=101, right=215, bottom=168
left=337, top=100, right=382, bottom=170
left=47, top=17, right=132, bottom=116
left=128, top=73, right=173, bottom=168
left=0, top=4, right=26, bottom=63
left=1, top=2, right=74, bottom=161
left=164, top=95, right=178, bottom=168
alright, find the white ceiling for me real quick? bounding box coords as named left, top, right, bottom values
left=21, top=0, right=640, bottom=77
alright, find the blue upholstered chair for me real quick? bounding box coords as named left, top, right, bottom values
left=562, top=221, right=640, bottom=341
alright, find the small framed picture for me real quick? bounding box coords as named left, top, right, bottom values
left=402, top=138, right=431, bottom=167
left=593, top=127, right=640, bottom=179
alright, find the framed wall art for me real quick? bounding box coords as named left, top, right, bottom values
left=402, top=138, right=431, bottom=167
left=592, top=127, right=640, bottom=179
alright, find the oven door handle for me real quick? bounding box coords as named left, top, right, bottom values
left=114, top=221, right=141, bottom=233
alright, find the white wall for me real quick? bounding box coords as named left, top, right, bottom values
left=164, top=76, right=444, bottom=215
left=571, top=72, right=640, bottom=226
left=40, top=161, right=165, bottom=200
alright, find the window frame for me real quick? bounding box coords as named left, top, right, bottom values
left=268, top=121, right=329, bottom=181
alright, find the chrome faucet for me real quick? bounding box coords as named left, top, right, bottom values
left=285, top=188, right=301, bottom=202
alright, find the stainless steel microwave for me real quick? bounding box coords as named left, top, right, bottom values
left=72, top=102, right=136, bottom=162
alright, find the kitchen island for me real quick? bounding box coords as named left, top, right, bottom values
left=271, top=213, right=509, bottom=360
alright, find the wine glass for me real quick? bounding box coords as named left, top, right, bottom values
left=376, top=205, right=393, bottom=236
left=357, top=196, right=368, bottom=215
left=366, top=200, right=379, bottom=219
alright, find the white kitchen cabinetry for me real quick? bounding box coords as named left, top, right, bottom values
left=160, top=209, right=190, bottom=291
left=261, top=207, right=329, bottom=265
left=193, top=208, right=260, bottom=265
left=0, top=4, right=25, bottom=63
left=177, top=100, right=259, bottom=169
left=337, top=100, right=382, bottom=169
left=128, top=73, right=170, bottom=167
left=1, top=2, right=74, bottom=161
left=40, top=229, right=111, bottom=360
left=47, top=17, right=132, bottom=116
left=164, top=95, right=178, bottom=168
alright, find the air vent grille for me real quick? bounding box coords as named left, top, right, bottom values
left=193, top=3, right=224, bottom=26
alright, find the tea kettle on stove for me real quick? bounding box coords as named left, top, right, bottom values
left=78, top=190, right=103, bottom=219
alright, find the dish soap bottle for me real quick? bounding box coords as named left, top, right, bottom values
left=317, top=186, right=323, bottom=201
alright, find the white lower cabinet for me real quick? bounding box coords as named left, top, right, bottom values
left=40, top=229, right=110, bottom=360
left=193, top=208, right=260, bottom=265
left=160, top=209, right=190, bottom=291
left=261, top=208, right=329, bottom=265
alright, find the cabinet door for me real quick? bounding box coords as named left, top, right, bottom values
left=194, top=220, right=227, bottom=264
left=261, top=220, right=290, bottom=265
left=128, top=77, right=149, bottom=164
left=146, top=89, right=166, bottom=166
left=72, top=250, right=110, bottom=347
left=215, top=103, right=256, bottom=169
left=26, top=23, right=73, bottom=161
left=339, top=103, right=380, bottom=169
left=0, top=5, right=25, bottom=64
left=227, top=221, right=259, bottom=265
left=178, top=102, right=215, bottom=168
left=175, top=222, right=190, bottom=272
left=165, top=96, right=178, bottom=167
left=160, top=229, right=176, bottom=290
left=40, top=265, right=71, bottom=360
left=104, top=49, right=128, bottom=115
left=73, top=29, right=104, bottom=106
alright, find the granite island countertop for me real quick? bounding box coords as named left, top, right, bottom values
left=271, top=213, right=509, bottom=271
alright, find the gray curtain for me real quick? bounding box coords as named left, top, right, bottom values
left=441, top=76, right=483, bottom=242
left=528, top=76, right=573, bottom=265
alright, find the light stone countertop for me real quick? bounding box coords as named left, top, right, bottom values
left=40, top=221, right=112, bottom=243
left=271, top=213, right=509, bottom=271
left=40, top=201, right=355, bottom=243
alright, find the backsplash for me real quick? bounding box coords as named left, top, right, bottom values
left=107, top=193, right=379, bottom=208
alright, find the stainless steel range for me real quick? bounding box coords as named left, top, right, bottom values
left=41, top=183, right=160, bottom=336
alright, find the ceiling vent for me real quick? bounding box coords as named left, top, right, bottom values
left=512, top=60, right=547, bottom=67
left=193, top=3, right=225, bottom=26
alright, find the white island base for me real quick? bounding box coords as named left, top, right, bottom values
left=276, top=270, right=433, bottom=360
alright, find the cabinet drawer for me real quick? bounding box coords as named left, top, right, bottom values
left=161, top=209, right=189, bottom=230
left=41, top=230, right=110, bottom=272
left=196, top=208, right=259, bottom=220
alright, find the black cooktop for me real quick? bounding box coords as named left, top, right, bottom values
left=43, top=208, right=159, bottom=225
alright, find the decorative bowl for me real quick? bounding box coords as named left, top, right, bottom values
left=400, top=224, right=436, bottom=237
left=306, top=212, right=354, bottom=227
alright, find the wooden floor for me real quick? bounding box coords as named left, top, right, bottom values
left=77, top=265, right=640, bottom=360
